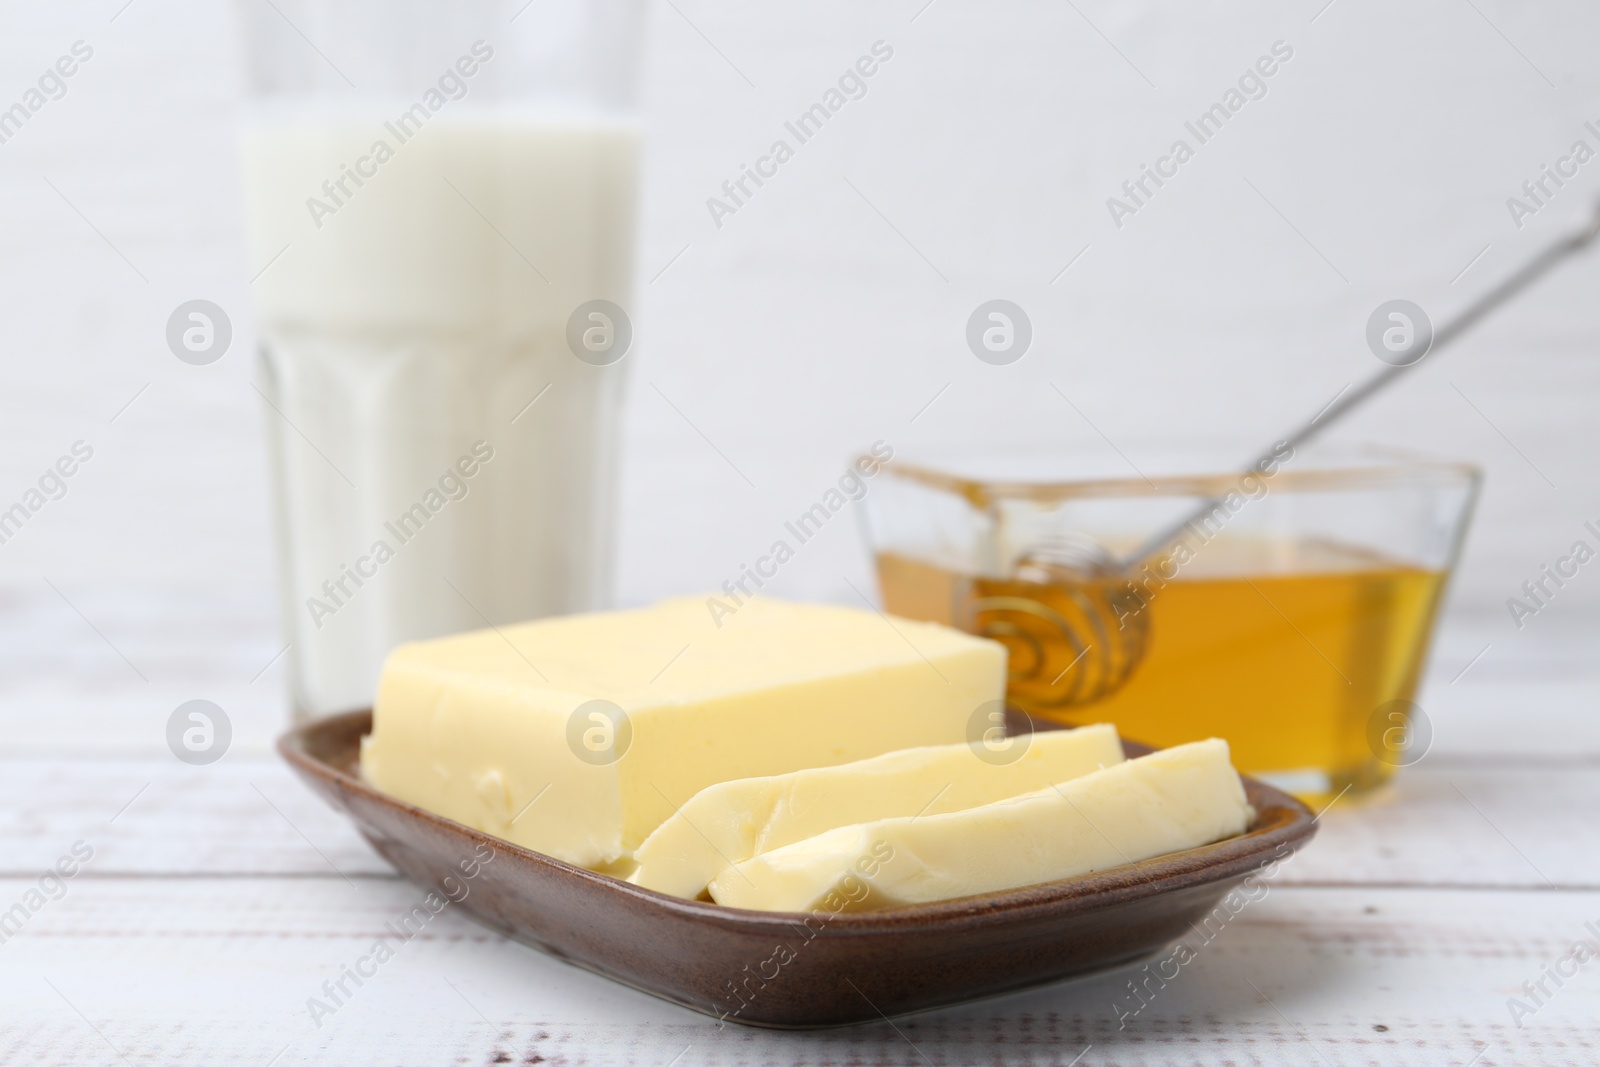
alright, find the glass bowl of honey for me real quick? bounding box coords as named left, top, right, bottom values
left=859, top=448, right=1481, bottom=804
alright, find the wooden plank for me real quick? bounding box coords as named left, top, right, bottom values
left=3, top=880, right=1596, bottom=1065
left=1280, top=757, right=1600, bottom=889
left=0, top=757, right=393, bottom=878
left=8, top=611, right=1600, bottom=760
left=4, top=754, right=1596, bottom=889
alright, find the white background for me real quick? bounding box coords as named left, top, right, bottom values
left=1, top=0, right=1596, bottom=731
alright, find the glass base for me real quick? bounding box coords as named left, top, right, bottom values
left=1254, top=758, right=1400, bottom=810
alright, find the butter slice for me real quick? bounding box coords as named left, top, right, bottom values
left=707, top=739, right=1252, bottom=912
left=360, top=597, right=1004, bottom=870
left=630, top=723, right=1125, bottom=900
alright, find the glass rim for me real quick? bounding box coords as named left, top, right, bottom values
left=867, top=450, right=1483, bottom=509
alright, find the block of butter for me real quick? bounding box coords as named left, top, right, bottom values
left=360, top=596, right=1004, bottom=871
left=707, top=738, right=1252, bottom=912
left=630, top=724, right=1125, bottom=900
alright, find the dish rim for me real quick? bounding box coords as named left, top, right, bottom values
left=278, top=709, right=1319, bottom=928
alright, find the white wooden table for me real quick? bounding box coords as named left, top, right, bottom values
left=4, top=607, right=1597, bottom=1066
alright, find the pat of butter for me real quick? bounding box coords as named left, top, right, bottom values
left=630, top=724, right=1125, bottom=900
left=707, top=738, right=1252, bottom=912
left=360, top=596, right=1005, bottom=870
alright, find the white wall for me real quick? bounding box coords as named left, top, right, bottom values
left=1, top=1, right=1596, bottom=741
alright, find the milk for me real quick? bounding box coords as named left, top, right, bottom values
left=240, top=108, right=639, bottom=716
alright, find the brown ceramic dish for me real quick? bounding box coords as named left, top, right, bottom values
left=279, top=710, right=1317, bottom=1029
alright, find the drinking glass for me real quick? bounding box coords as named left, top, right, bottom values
left=235, top=0, right=646, bottom=717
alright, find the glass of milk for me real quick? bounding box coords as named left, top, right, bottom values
left=235, top=1, right=644, bottom=718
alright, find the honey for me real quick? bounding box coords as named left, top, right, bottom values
left=876, top=540, right=1447, bottom=803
